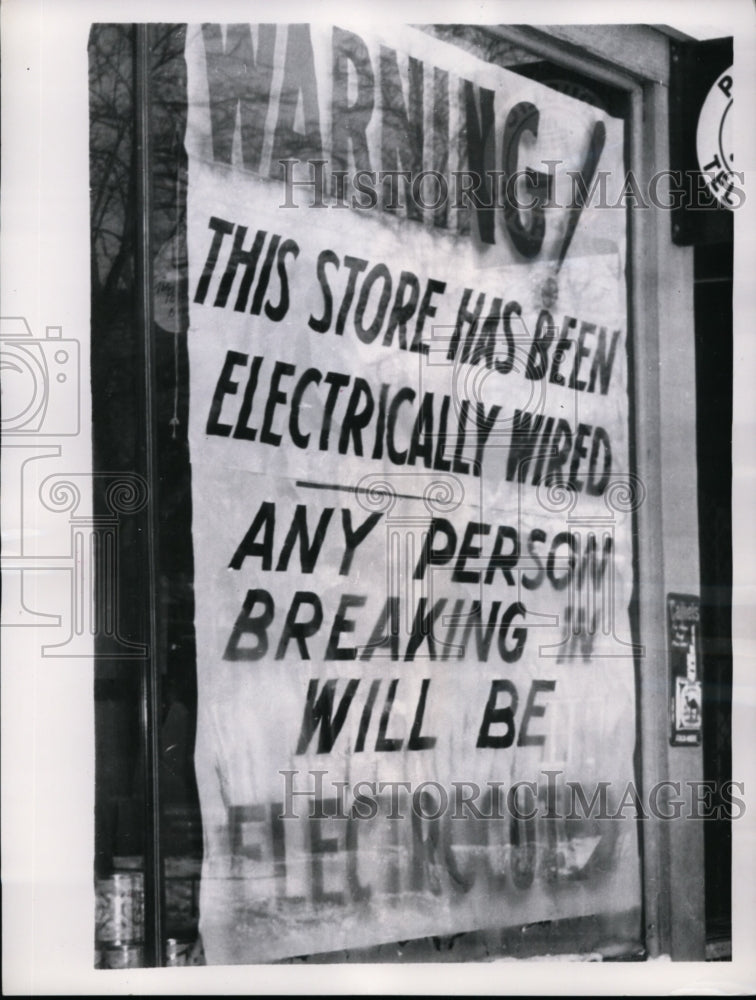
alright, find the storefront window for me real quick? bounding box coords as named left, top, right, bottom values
left=90, top=21, right=643, bottom=967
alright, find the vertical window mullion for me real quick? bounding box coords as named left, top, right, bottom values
left=134, top=21, right=164, bottom=967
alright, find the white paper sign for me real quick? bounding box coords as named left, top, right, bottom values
left=184, top=22, right=640, bottom=963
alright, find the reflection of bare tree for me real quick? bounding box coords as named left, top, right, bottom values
left=89, top=24, right=201, bottom=889
left=89, top=23, right=188, bottom=330
left=418, top=24, right=539, bottom=72
left=89, top=24, right=135, bottom=327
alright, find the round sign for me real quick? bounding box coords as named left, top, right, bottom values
left=695, top=67, right=735, bottom=208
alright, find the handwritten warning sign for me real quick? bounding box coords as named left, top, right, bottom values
left=185, top=23, right=641, bottom=962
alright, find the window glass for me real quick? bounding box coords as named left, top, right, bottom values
left=90, top=21, right=641, bottom=967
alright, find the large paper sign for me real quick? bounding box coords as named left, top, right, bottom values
left=185, top=23, right=641, bottom=963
